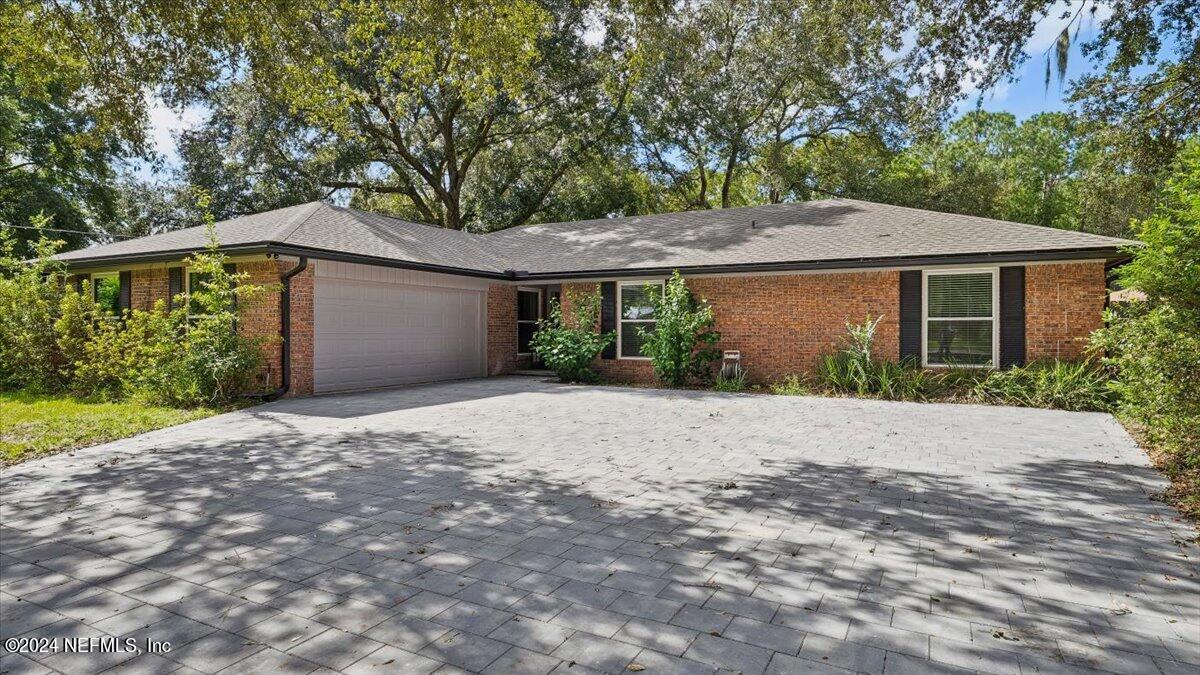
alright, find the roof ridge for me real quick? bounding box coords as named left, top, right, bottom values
left=273, top=201, right=327, bottom=243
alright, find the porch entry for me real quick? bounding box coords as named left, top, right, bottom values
left=516, top=285, right=560, bottom=369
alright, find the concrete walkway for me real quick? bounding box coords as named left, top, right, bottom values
left=1, top=377, right=1195, bottom=674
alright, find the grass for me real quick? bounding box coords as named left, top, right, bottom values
left=0, top=391, right=219, bottom=466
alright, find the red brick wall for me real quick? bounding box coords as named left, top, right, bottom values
left=487, top=284, right=519, bottom=375
left=1025, top=261, right=1106, bottom=361
left=287, top=264, right=314, bottom=397
left=237, top=261, right=283, bottom=389
left=562, top=271, right=900, bottom=386
left=130, top=268, right=171, bottom=311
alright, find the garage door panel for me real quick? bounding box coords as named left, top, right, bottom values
left=314, top=275, right=485, bottom=393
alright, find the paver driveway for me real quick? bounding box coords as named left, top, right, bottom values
left=1, top=378, right=1196, bottom=675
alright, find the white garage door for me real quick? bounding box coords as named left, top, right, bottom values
left=313, top=261, right=487, bottom=393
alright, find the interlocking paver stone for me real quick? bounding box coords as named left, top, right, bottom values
left=1, top=378, right=1191, bottom=674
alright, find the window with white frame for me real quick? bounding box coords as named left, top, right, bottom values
left=92, top=272, right=121, bottom=318
left=516, top=288, right=541, bottom=355
left=923, top=268, right=998, bottom=367
left=618, top=280, right=663, bottom=359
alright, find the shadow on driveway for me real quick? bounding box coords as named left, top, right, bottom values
left=2, top=378, right=1195, bottom=674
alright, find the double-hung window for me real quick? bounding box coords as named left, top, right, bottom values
left=923, top=268, right=998, bottom=367
left=618, top=280, right=663, bottom=359
left=92, top=272, right=121, bottom=319
left=517, top=288, right=542, bottom=355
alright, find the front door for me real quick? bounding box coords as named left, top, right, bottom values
left=517, top=287, right=543, bottom=366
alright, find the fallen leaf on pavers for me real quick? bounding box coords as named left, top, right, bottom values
left=992, top=630, right=1020, bottom=642
left=1109, top=604, right=1132, bottom=615
left=627, top=664, right=645, bottom=671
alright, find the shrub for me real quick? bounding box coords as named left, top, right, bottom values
left=530, top=288, right=614, bottom=383
left=770, top=374, right=808, bottom=396
left=157, top=217, right=271, bottom=406
left=1091, top=140, right=1199, bottom=515
left=814, top=316, right=932, bottom=401
left=0, top=218, right=67, bottom=392
left=638, top=270, right=720, bottom=387
left=971, top=360, right=1114, bottom=412
left=713, top=369, right=747, bottom=392
left=70, top=304, right=179, bottom=400
left=5, top=194, right=272, bottom=407
left=54, top=279, right=98, bottom=385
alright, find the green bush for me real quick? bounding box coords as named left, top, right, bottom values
left=70, top=304, right=179, bottom=400
left=165, top=232, right=270, bottom=405
left=713, top=369, right=748, bottom=392
left=638, top=270, right=720, bottom=387
left=971, top=360, right=1114, bottom=412
left=0, top=217, right=67, bottom=392
left=54, top=280, right=98, bottom=384
left=814, top=316, right=933, bottom=400
left=3, top=196, right=271, bottom=407
left=530, top=288, right=614, bottom=383
left=770, top=374, right=808, bottom=396
left=1092, top=140, right=1199, bottom=510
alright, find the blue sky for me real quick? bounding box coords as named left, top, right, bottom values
left=961, top=1, right=1112, bottom=120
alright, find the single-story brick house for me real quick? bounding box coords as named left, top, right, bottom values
left=55, top=199, right=1133, bottom=396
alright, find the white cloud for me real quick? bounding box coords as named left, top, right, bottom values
left=1026, top=1, right=1113, bottom=53
left=146, top=96, right=208, bottom=166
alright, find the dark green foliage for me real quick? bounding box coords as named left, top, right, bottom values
left=1092, top=141, right=1199, bottom=514
left=530, top=289, right=614, bottom=383
left=0, top=199, right=270, bottom=406
left=970, top=360, right=1114, bottom=412
left=638, top=271, right=720, bottom=387
left=806, top=316, right=1113, bottom=411
left=0, top=217, right=68, bottom=390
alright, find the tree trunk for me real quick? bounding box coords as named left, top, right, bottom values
left=721, top=145, right=739, bottom=209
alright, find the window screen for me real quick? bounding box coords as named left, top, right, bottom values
left=619, top=282, right=661, bottom=358
left=926, top=272, right=994, bottom=366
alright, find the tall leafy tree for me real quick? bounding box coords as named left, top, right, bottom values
left=632, top=0, right=916, bottom=210
left=220, top=0, right=639, bottom=230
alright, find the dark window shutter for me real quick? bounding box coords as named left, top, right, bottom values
left=600, top=281, right=616, bottom=360
left=899, top=270, right=921, bottom=363
left=223, top=263, right=239, bottom=332
left=168, top=267, right=183, bottom=309
left=223, top=263, right=238, bottom=311
left=999, top=266, right=1025, bottom=368
left=118, top=271, right=132, bottom=312
left=73, top=273, right=90, bottom=294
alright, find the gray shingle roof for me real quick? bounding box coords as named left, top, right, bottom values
left=56, top=198, right=1134, bottom=276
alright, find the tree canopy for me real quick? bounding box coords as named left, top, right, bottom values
left=0, top=0, right=1195, bottom=250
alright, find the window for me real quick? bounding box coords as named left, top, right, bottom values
left=618, top=280, right=663, bottom=359
left=517, top=288, right=541, bottom=354
left=93, top=273, right=121, bottom=318
left=187, top=269, right=213, bottom=319
left=923, top=269, right=998, bottom=367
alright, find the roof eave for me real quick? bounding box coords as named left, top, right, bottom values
left=57, top=243, right=274, bottom=271
left=507, top=246, right=1132, bottom=281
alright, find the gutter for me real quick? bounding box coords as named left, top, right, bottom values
left=261, top=256, right=308, bottom=402
left=502, top=246, right=1130, bottom=281
left=58, top=241, right=1132, bottom=284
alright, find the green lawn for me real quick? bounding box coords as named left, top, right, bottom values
left=0, top=391, right=218, bottom=465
